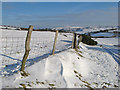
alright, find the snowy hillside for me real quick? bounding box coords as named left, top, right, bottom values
left=0, top=27, right=119, bottom=89
left=0, top=25, right=21, bottom=30
left=2, top=42, right=119, bottom=88
left=53, top=26, right=117, bottom=34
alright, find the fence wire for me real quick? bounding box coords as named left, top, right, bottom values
left=1, top=32, right=73, bottom=67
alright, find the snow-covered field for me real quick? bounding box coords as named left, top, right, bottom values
left=91, top=32, right=115, bottom=37
left=0, top=27, right=119, bottom=89
left=1, top=29, right=72, bottom=76
left=76, top=27, right=117, bottom=34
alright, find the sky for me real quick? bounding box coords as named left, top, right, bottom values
left=1, top=0, right=120, bottom=2
left=2, top=2, right=118, bottom=28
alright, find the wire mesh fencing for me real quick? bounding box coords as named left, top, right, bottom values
left=1, top=31, right=73, bottom=70
left=2, top=37, right=53, bottom=66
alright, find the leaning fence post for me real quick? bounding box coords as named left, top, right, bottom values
left=21, top=25, right=33, bottom=76
left=72, top=33, right=77, bottom=49
left=52, top=30, right=58, bottom=55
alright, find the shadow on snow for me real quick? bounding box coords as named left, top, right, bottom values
left=0, top=40, right=72, bottom=76
left=86, top=44, right=120, bottom=65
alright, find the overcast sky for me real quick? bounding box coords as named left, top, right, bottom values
left=2, top=2, right=118, bottom=28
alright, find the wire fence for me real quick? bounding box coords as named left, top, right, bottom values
left=1, top=32, right=73, bottom=67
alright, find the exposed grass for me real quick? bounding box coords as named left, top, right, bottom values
left=48, top=83, right=56, bottom=89
left=102, top=86, right=107, bottom=88
left=101, top=82, right=111, bottom=86
left=20, top=71, right=30, bottom=77
left=36, top=79, right=45, bottom=85
left=36, top=81, right=40, bottom=84
left=27, top=83, right=32, bottom=87
left=40, top=82, right=45, bottom=84
left=74, top=70, right=93, bottom=89
left=75, top=48, right=83, bottom=57
left=49, top=84, right=55, bottom=86
left=114, top=85, right=118, bottom=88
left=16, top=51, right=20, bottom=54
left=19, top=83, right=26, bottom=89
left=84, top=84, right=94, bottom=89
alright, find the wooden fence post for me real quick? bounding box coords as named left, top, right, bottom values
left=21, top=25, right=33, bottom=76
left=72, top=33, right=75, bottom=49
left=72, top=33, right=77, bottom=49
left=78, top=35, right=82, bottom=45
left=88, top=33, right=91, bottom=36
left=52, top=30, right=58, bottom=55
left=74, top=33, right=77, bottom=49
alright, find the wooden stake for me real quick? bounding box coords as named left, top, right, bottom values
left=52, top=30, right=58, bottom=55
left=72, top=33, right=75, bottom=49
left=72, top=33, right=77, bottom=49
left=21, top=25, right=33, bottom=75
left=78, top=35, right=82, bottom=45
left=74, top=33, right=77, bottom=49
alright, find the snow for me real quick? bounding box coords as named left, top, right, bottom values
left=95, top=38, right=120, bottom=64
left=91, top=32, right=114, bottom=37
left=2, top=47, right=119, bottom=88
left=1, top=29, right=72, bottom=76
left=0, top=27, right=119, bottom=88
left=76, top=28, right=104, bottom=34
left=0, top=26, right=2, bottom=29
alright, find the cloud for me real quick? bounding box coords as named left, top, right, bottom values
left=2, top=2, right=16, bottom=10
left=2, top=2, right=118, bottom=28
left=14, top=7, right=117, bottom=27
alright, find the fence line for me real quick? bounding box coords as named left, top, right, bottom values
left=1, top=26, right=80, bottom=76
left=1, top=32, right=74, bottom=65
